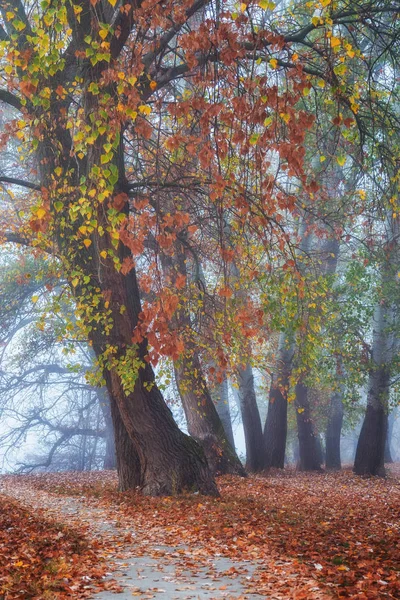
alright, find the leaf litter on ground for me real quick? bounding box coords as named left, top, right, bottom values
left=0, top=465, right=399, bottom=599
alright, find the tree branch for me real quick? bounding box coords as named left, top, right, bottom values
left=0, top=90, right=23, bottom=111
left=0, top=176, right=41, bottom=190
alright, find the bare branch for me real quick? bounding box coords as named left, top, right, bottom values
left=0, top=176, right=40, bottom=190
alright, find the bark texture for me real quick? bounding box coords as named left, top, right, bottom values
left=90, top=250, right=218, bottom=495
left=175, top=356, right=245, bottom=476
left=295, top=383, right=323, bottom=471
left=97, top=388, right=117, bottom=470
left=213, top=378, right=235, bottom=449
left=264, top=337, right=294, bottom=468
left=354, top=211, right=397, bottom=477
left=354, top=366, right=390, bottom=476
left=385, top=411, right=395, bottom=463
left=325, top=389, right=344, bottom=470
left=237, top=364, right=267, bottom=471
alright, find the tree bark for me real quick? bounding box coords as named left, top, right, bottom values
left=236, top=364, right=267, bottom=471
left=89, top=247, right=218, bottom=495
left=212, top=377, right=235, bottom=449
left=385, top=410, right=395, bottom=463
left=295, top=383, right=323, bottom=471
left=325, top=389, right=344, bottom=470
left=264, top=336, right=294, bottom=468
left=174, top=356, right=245, bottom=476
left=354, top=273, right=395, bottom=477
left=354, top=366, right=390, bottom=476
left=96, top=387, right=117, bottom=470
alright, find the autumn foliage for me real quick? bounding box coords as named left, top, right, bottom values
left=0, top=493, right=107, bottom=598
left=2, top=468, right=399, bottom=599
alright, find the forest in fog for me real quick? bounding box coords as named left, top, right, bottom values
left=0, top=0, right=399, bottom=597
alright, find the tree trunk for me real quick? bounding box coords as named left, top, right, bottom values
left=354, top=367, right=389, bottom=476
left=325, top=389, right=344, bottom=470
left=354, top=297, right=394, bottom=476
left=174, top=355, right=245, bottom=476
left=385, top=411, right=395, bottom=463
left=89, top=241, right=218, bottom=495
left=236, top=364, right=267, bottom=471
left=264, top=336, right=294, bottom=468
left=212, top=377, right=235, bottom=449
left=295, top=383, right=323, bottom=471
left=97, top=388, right=117, bottom=470
left=325, top=358, right=345, bottom=470
left=354, top=210, right=397, bottom=477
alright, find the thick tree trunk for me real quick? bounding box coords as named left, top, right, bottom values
left=89, top=241, right=218, bottom=495
left=354, top=366, right=390, bottom=476
left=325, top=390, right=344, bottom=470
left=174, top=355, right=245, bottom=476
left=264, top=336, right=294, bottom=468
left=236, top=364, right=267, bottom=471
left=108, top=387, right=142, bottom=490
left=213, top=377, right=235, bottom=449
left=295, top=383, right=323, bottom=471
left=354, top=211, right=397, bottom=477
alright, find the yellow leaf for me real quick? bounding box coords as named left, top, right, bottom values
left=31, top=295, right=39, bottom=304
left=100, top=250, right=107, bottom=259
left=138, top=104, right=151, bottom=115
left=54, top=166, right=62, bottom=177
left=330, top=36, right=341, bottom=48
left=83, top=238, right=92, bottom=248
left=269, top=58, right=278, bottom=69
left=99, top=29, right=108, bottom=40
left=150, top=80, right=157, bottom=90
left=336, top=155, right=346, bottom=166
left=108, top=0, right=117, bottom=6
left=317, top=79, right=325, bottom=88
left=36, top=207, right=46, bottom=219
left=320, top=155, right=326, bottom=162
left=259, top=0, right=275, bottom=8
left=71, top=278, right=79, bottom=287
left=5, top=64, right=13, bottom=74
left=297, top=407, right=305, bottom=413
left=303, top=87, right=310, bottom=96
left=79, top=225, right=87, bottom=235
left=240, top=2, right=247, bottom=12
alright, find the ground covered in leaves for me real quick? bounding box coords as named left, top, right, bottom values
left=0, top=493, right=108, bottom=599
left=1, top=467, right=399, bottom=599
